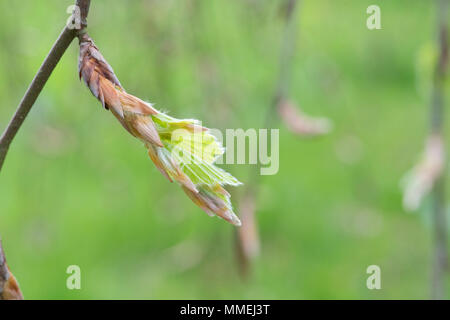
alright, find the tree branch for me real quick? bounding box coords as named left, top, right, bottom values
left=0, top=0, right=91, bottom=173
left=431, top=0, right=449, bottom=300
left=77, top=0, right=91, bottom=28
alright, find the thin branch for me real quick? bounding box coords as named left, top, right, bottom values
left=0, top=0, right=91, bottom=173
left=0, top=0, right=91, bottom=300
left=235, top=0, right=301, bottom=277
left=431, top=0, right=449, bottom=300
left=272, top=0, right=300, bottom=114
left=78, top=0, right=91, bottom=28
left=252, top=0, right=300, bottom=189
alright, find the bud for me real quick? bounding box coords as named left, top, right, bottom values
left=78, top=34, right=242, bottom=225
left=0, top=240, right=23, bottom=300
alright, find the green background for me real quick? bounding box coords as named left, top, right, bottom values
left=0, top=0, right=449, bottom=299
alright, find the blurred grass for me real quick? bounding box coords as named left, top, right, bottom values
left=0, top=0, right=448, bottom=299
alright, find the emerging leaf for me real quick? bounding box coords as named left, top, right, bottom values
left=78, top=34, right=242, bottom=226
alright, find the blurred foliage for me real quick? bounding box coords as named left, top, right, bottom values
left=0, top=0, right=449, bottom=299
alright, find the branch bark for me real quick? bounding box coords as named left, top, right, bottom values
left=0, top=0, right=91, bottom=300
left=431, top=0, right=449, bottom=300
left=0, top=0, right=91, bottom=173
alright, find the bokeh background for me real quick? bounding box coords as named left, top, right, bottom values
left=1, top=0, right=449, bottom=299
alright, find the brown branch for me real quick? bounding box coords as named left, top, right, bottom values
left=78, top=0, right=91, bottom=28
left=0, top=0, right=91, bottom=173
left=431, top=0, right=449, bottom=301
left=0, top=0, right=91, bottom=300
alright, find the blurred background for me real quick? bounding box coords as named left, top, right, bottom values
left=0, top=0, right=449, bottom=299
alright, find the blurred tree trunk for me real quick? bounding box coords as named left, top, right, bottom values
left=430, top=0, right=449, bottom=300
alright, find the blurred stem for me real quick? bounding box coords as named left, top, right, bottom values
left=431, top=0, right=449, bottom=300
left=0, top=0, right=91, bottom=173
left=272, top=0, right=300, bottom=115
left=235, top=0, right=301, bottom=277
left=251, top=0, right=300, bottom=186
